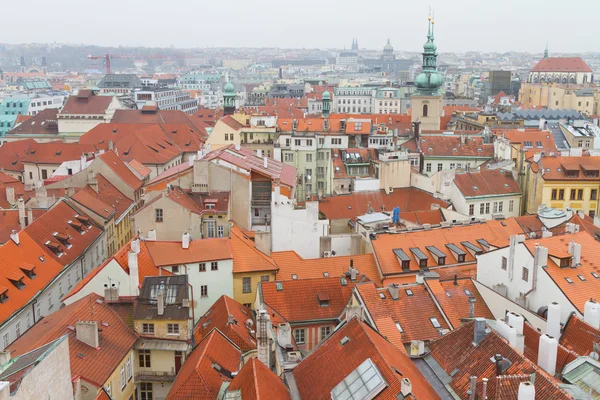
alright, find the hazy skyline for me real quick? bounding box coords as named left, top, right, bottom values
left=3, top=0, right=600, bottom=53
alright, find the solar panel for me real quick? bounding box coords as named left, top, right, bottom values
left=393, top=248, right=411, bottom=261
left=446, top=243, right=466, bottom=256
left=409, top=247, right=429, bottom=261
left=331, top=358, right=387, bottom=400
left=426, top=246, right=446, bottom=258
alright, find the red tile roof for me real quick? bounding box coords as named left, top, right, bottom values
left=332, top=148, right=378, bottom=179
left=21, top=142, right=96, bottom=165
left=8, top=108, right=59, bottom=136
left=70, top=174, right=134, bottom=220
left=272, top=251, right=382, bottom=286
left=203, top=144, right=296, bottom=188
left=428, top=320, right=571, bottom=400
left=111, top=109, right=209, bottom=137
left=166, top=187, right=229, bottom=215
left=0, top=209, right=46, bottom=243
left=318, top=188, right=448, bottom=221
left=260, top=276, right=362, bottom=323
left=531, top=57, right=592, bottom=73
left=420, top=135, right=494, bottom=158
left=145, top=238, right=232, bottom=267
left=227, top=358, right=291, bottom=399
left=399, top=209, right=445, bottom=225
left=522, top=322, right=578, bottom=374
left=126, top=159, right=152, bottom=179
left=230, top=225, right=278, bottom=273
left=8, top=293, right=138, bottom=388
left=220, top=115, right=246, bottom=130
left=59, top=91, right=114, bottom=115
left=495, top=128, right=557, bottom=157
left=167, top=329, right=241, bottom=400
left=194, top=295, right=256, bottom=352
left=454, top=169, right=521, bottom=197
left=531, top=155, right=600, bottom=181
left=560, top=313, right=600, bottom=357
left=146, top=163, right=193, bottom=186
left=97, top=150, right=143, bottom=191
left=356, top=281, right=450, bottom=344
left=293, top=318, right=440, bottom=400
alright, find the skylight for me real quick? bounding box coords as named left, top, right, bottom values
left=276, top=282, right=283, bottom=291
left=395, top=322, right=403, bottom=333
left=331, top=358, right=387, bottom=400
left=464, top=289, right=472, bottom=296
left=405, top=289, right=413, bottom=296
left=430, top=317, right=441, bottom=329
left=577, top=274, right=586, bottom=281
left=565, top=277, right=573, bottom=284
left=592, top=272, right=599, bottom=279
left=379, top=292, right=386, bottom=300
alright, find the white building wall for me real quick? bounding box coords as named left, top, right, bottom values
left=62, top=260, right=132, bottom=306
left=353, top=178, right=380, bottom=192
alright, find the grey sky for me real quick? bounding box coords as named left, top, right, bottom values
left=3, top=0, right=599, bottom=53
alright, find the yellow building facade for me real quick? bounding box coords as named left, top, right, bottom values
left=518, top=83, right=596, bottom=116
left=233, top=270, right=277, bottom=309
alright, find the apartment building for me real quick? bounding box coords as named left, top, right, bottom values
left=333, top=87, right=376, bottom=113
left=134, top=88, right=198, bottom=115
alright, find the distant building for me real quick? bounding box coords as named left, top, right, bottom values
left=527, top=47, right=593, bottom=85
left=333, top=87, right=376, bottom=113
left=374, top=87, right=401, bottom=114
left=359, top=39, right=415, bottom=74
left=268, top=83, right=305, bottom=99
left=97, top=74, right=143, bottom=94
left=488, top=70, right=512, bottom=97
left=133, top=87, right=198, bottom=114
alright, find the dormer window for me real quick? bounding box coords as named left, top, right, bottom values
left=53, top=232, right=71, bottom=248
left=75, top=215, right=91, bottom=227
left=317, top=293, right=330, bottom=307
left=0, top=288, right=8, bottom=304
left=7, top=273, right=25, bottom=290
left=20, top=263, right=36, bottom=279
left=68, top=219, right=85, bottom=233
left=205, top=203, right=216, bottom=210
left=45, top=240, right=63, bottom=257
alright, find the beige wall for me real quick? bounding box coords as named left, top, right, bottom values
left=206, top=119, right=241, bottom=150
left=133, top=320, right=190, bottom=341
left=519, top=83, right=596, bottom=116
left=23, top=162, right=62, bottom=185
left=411, top=95, right=443, bottom=131
left=378, top=158, right=412, bottom=192
left=103, top=351, right=135, bottom=400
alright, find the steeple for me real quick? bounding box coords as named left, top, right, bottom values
left=544, top=42, right=549, bottom=59
left=223, top=78, right=236, bottom=116
left=414, top=12, right=444, bottom=96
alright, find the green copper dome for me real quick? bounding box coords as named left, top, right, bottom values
left=414, top=16, right=444, bottom=96
left=224, top=81, right=235, bottom=94
left=322, top=90, right=331, bottom=100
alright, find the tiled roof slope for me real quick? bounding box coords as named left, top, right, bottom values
left=428, top=320, right=571, bottom=400
left=272, top=251, right=382, bottom=286
left=71, top=175, right=133, bottom=220
left=425, top=278, right=494, bottom=329
left=22, top=142, right=96, bottom=165
left=419, top=135, right=494, bottom=158
left=293, top=318, right=440, bottom=400
left=454, top=169, right=521, bottom=197
left=230, top=225, right=278, bottom=273
left=111, top=109, right=209, bottom=137
left=60, top=91, right=114, bottom=115
left=531, top=57, right=592, bottom=72
left=260, top=276, right=362, bottom=323
left=356, top=282, right=450, bottom=344
left=560, top=313, right=600, bottom=357
left=145, top=239, right=232, bottom=267
left=166, top=329, right=241, bottom=400
left=96, top=150, right=143, bottom=191
left=318, top=188, right=449, bottom=221
left=8, top=108, right=59, bottom=135
left=8, top=293, right=138, bottom=388
left=531, top=156, right=600, bottom=181
left=522, top=322, right=578, bottom=375
left=194, top=295, right=256, bottom=352
left=227, top=357, right=291, bottom=399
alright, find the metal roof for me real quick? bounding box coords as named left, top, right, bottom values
left=445, top=243, right=466, bottom=256
left=426, top=246, right=446, bottom=259
left=393, top=248, right=411, bottom=262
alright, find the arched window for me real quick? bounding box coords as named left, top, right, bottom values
left=583, top=75, right=588, bottom=84
left=423, top=104, right=428, bottom=117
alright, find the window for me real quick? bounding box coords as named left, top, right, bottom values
left=321, top=326, right=331, bottom=340
left=155, top=209, right=163, bottom=222
left=502, top=256, right=507, bottom=270
left=242, top=277, right=252, bottom=293
left=15, top=322, right=20, bottom=338
left=591, top=210, right=596, bottom=218
left=426, top=163, right=431, bottom=172
left=201, top=285, right=208, bottom=297
left=306, top=153, right=312, bottom=162
left=167, top=323, right=180, bottom=335
left=126, top=356, right=132, bottom=381
left=430, top=317, right=441, bottom=328
left=509, top=200, right=514, bottom=212
left=395, top=322, right=404, bottom=333
left=551, top=189, right=557, bottom=200
left=120, top=365, right=126, bottom=389
left=438, top=163, right=443, bottom=171
left=207, top=221, right=215, bottom=238
left=199, top=263, right=206, bottom=272
left=141, top=323, right=156, bottom=335
left=294, top=139, right=301, bottom=146
left=522, top=267, right=529, bottom=282
left=570, top=189, right=576, bottom=200
left=559, top=189, right=565, bottom=200
left=578, top=189, right=584, bottom=200
left=469, top=204, right=474, bottom=216
left=485, top=203, right=490, bottom=214
left=41, top=169, right=48, bottom=180
left=294, top=329, right=305, bottom=344
left=2, top=333, right=8, bottom=349
left=172, top=265, right=179, bottom=274
left=480, top=203, right=485, bottom=214
left=498, top=201, right=503, bottom=213
left=139, top=350, right=151, bottom=368
left=217, top=225, right=224, bottom=238
left=493, top=202, right=498, bottom=214
left=261, top=275, right=270, bottom=282
left=422, top=104, right=428, bottom=117
left=331, top=138, right=342, bottom=145
left=47, top=291, right=53, bottom=309
left=211, top=262, right=218, bottom=271
left=450, top=163, right=456, bottom=169
left=284, top=153, right=294, bottom=162
left=591, top=189, right=598, bottom=200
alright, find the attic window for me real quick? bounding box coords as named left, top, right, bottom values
left=473, top=186, right=478, bottom=191
left=445, top=291, right=451, bottom=297
left=395, top=322, right=404, bottom=333
left=592, top=272, right=599, bottom=279
left=430, top=317, right=441, bottom=329
left=291, top=274, right=298, bottom=280
left=45, top=241, right=63, bottom=257
left=317, top=293, right=330, bottom=307
left=20, top=264, right=36, bottom=279
left=340, top=277, right=347, bottom=286
left=53, top=232, right=71, bottom=248
left=8, top=277, right=25, bottom=290
left=464, top=289, right=472, bottom=296
left=379, top=292, right=386, bottom=300
left=276, top=282, right=283, bottom=291
left=565, top=277, right=574, bottom=284
left=577, top=274, right=586, bottom=281
left=331, top=359, right=386, bottom=400
left=0, top=289, right=8, bottom=304
left=405, top=289, right=413, bottom=296
left=323, top=272, right=329, bottom=277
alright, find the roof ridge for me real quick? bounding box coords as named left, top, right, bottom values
left=251, top=358, right=261, bottom=400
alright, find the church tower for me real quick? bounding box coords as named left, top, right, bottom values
left=322, top=90, right=331, bottom=117
left=411, top=14, right=445, bottom=131
left=223, top=81, right=236, bottom=116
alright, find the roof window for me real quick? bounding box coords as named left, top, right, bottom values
left=331, top=358, right=386, bottom=400
left=565, top=277, right=574, bottom=284
left=405, top=289, right=413, bottom=296
left=430, top=317, right=442, bottom=329
left=395, top=322, right=403, bottom=333
left=379, top=292, right=386, bottom=300
left=577, top=274, right=586, bottom=281
left=276, top=282, right=283, bottom=291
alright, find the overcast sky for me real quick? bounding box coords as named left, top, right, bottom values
left=2, top=0, right=599, bottom=53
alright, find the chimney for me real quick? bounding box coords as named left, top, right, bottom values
left=227, top=313, right=236, bottom=325
left=518, top=381, right=535, bottom=400
left=546, top=302, right=561, bottom=339
left=147, top=230, right=157, bottom=241
left=108, top=140, right=114, bottom=151
left=257, top=309, right=272, bottom=367
left=473, top=318, right=487, bottom=345
left=348, top=259, right=358, bottom=281
left=276, top=322, right=292, bottom=347
left=496, top=319, right=518, bottom=349
left=568, top=241, right=581, bottom=267
left=468, top=376, right=477, bottom=400
left=0, top=351, right=10, bottom=366
left=157, top=283, right=165, bottom=316
left=388, top=284, right=400, bottom=300
left=507, top=312, right=525, bottom=353
left=104, top=284, right=119, bottom=301
left=76, top=321, right=99, bottom=348
left=130, top=238, right=140, bottom=254
left=481, top=378, right=488, bottom=400
left=10, top=230, right=19, bottom=245
left=27, top=209, right=33, bottom=226
left=5, top=186, right=15, bottom=205
left=128, top=251, right=139, bottom=296
left=17, top=197, right=25, bottom=229
left=534, top=245, right=548, bottom=268
left=584, top=299, right=600, bottom=329
left=468, top=296, right=476, bottom=318
left=80, top=153, right=87, bottom=171
left=400, top=378, right=412, bottom=397
left=537, top=333, right=558, bottom=376
left=263, top=156, right=268, bottom=169
left=494, top=354, right=504, bottom=376
left=182, top=232, right=191, bottom=249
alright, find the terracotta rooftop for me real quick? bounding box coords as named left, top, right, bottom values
left=495, top=128, right=558, bottom=157
left=230, top=225, right=278, bottom=274
left=531, top=57, right=592, bottom=73
left=8, top=293, right=138, bottom=388
left=356, top=281, right=450, bottom=345
left=399, top=209, right=446, bottom=225
left=126, top=159, right=152, bottom=179
left=560, top=313, right=600, bottom=357
left=531, top=156, right=600, bottom=181
left=194, top=295, right=256, bottom=352
left=259, top=276, right=363, bottom=323
left=293, top=317, right=440, bottom=400
left=226, top=357, right=291, bottom=399
left=332, top=148, right=378, bottom=179
left=146, top=163, right=193, bottom=187
left=522, top=322, right=578, bottom=375
left=0, top=209, right=45, bottom=243
left=7, top=108, right=59, bottom=136
left=21, top=142, right=96, bottom=165
left=272, top=251, right=382, bottom=286
left=454, top=169, right=521, bottom=198
left=111, top=109, right=209, bottom=138
left=420, top=135, right=494, bottom=158
left=167, top=328, right=241, bottom=399
left=70, top=174, right=134, bottom=221
left=59, top=91, right=114, bottom=115
left=97, top=150, right=143, bottom=191
left=145, top=238, right=232, bottom=267
left=318, top=188, right=448, bottom=221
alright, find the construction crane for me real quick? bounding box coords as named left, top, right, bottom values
left=87, top=53, right=200, bottom=74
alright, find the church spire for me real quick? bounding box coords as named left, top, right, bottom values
left=544, top=42, right=548, bottom=59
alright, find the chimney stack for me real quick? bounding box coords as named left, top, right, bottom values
left=473, top=318, right=487, bottom=345
left=518, top=381, right=535, bottom=400
left=130, top=238, right=141, bottom=255
left=157, top=283, right=165, bottom=316
left=584, top=299, right=600, bottom=329
left=263, top=156, right=268, bottom=169
left=147, top=230, right=157, bottom=241
left=17, top=197, right=25, bottom=229
left=80, top=153, right=87, bottom=171
left=10, top=230, right=19, bottom=245
left=128, top=251, right=139, bottom=296
left=0, top=351, right=11, bottom=366
left=468, top=376, right=477, bottom=400
left=568, top=241, right=582, bottom=267
left=468, top=296, right=476, bottom=318
left=387, top=284, right=400, bottom=300
left=546, top=302, right=561, bottom=339
left=494, top=354, right=504, bottom=376
left=27, top=209, right=33, bottom=226
left=5, top=186, right=15, bottom=206
left=400, top=378, right=412, bottom=397
left=104, top=284, right=119, bottom=301
left=76, top=321, right=99, bottom=348
left=537, top=333, right=558, bottom=376
left=182, top=232, right=191, bottom=249
left=481, top=378, right=488, bottom=400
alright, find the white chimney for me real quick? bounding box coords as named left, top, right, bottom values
left=147, top=230, right=157, bottom=241
left=568, top=241, right=581, bottom=267
left=108, top=140, right=114, bottom=151
left=130, top=238, right=140, bottom=254
left=5, top=186, right=15, bottom=205
left=17, top=198, right=25, bottom=229
left=128, top=251, right=139, bottom=296
left=257, top=309, right=271, bottom=367
left=182, top=232, right=191, bottom=249
left=400, top=378, right=412, bottom=397
left=534, top=246, right=548, bottom=268
left=584, top=299, right=600, bottom=329
left=507, top=312, right=525, bottom=353
left=277, top=322, right=292, bottom=347
left=263, top=156, right=268, bottom=169
left=256, top=149, right=261, bottom=157
left=27, top=209, right=33, bottom=226
left=76, top=321, right=99, bottom=348
left=518, top=381, right=535, bottom=400
left=10, top=230, right=19, bottom=245
left=546, top=302, right=561, bottom=339
left=80, top=153, right=87, bottom=171
left=495, top=319, right=518, bottom=349
left=157, top=284, right=165, bottom=316
left=0, top=351, right=11, bottom=366
left=537, top=333, right=558, bottom=376
left=387, top=284, right=400, bottom=300
left=104, top=285, right=119, bottom=301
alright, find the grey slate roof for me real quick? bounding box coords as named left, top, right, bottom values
left=97, top=74, right=143, bottom=89
left=497, top=109, right=583, bottom=121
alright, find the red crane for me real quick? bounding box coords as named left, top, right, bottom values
left=87, top=53, right=199, bottom=74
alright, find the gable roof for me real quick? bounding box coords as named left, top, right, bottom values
left=560, top=313, right=600, bottom=357
left=0, top=139, right=35, bottom=172
left=227, top=358, right=291, bottom=399
left=8, top=293, right=138, bottom=388
left=21, top=142, right=96, bottom=165
left=454, top=169, right=521, bottom=198
left=126, top=159, right=152, bottom=179
left=167, top=329, right=241, bottom=400
left=70, top=174, right=134, bottom=221
left=145, top=239, right=232, bottom=267
left=7, top=108, right=59, bottom=136
left=96, top=150, right=143, bottom=191
left=194, top=295, right=256, bottom=352
left=531, top=57, right=592, bottom=73
left=230, top=225, right=278, bottom=274
left=293, top=318, right=440, bottom=400
left=420, top=135, right=494, bottom=158
left=59, top=91, right=114, bottom=115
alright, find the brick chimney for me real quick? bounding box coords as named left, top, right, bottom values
left=76, top=321, right=99, bottom=348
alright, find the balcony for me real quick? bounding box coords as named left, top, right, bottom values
left=135, top=371, right=177, bottom=383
